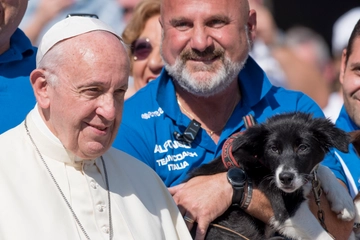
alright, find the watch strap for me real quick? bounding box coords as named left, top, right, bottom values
left=240, top=178, right=253, bottom=209
left=232, top=185, right=244, bottom=206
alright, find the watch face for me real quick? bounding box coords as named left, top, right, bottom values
left=228, top=168, right=247, bottom=186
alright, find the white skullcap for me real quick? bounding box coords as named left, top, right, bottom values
left=36, top=16, right=120, bottom=66
left=332, top=7, right=360, bottom=57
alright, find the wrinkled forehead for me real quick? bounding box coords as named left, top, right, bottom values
left=161, top=0, right=248, bottom=17
left=160, top=0, right=250, bottom=31
left=41, top=31, right=130, bottom=91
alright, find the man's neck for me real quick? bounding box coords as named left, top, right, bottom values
left=175, top=80, right=241, bottom=143
left=0, top=40, right=10, bottom=55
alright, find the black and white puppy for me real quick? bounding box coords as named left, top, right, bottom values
left=189, top=112, right=355, bottom=240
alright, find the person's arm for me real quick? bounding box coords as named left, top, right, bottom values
left=168, top=172, right=274, bottom=240
left=308, top=180, right=354, bottom=240
left=23, top=0, right=74, bottom=45
left=169, top=172, right=354, bottom=240
left=319, top=153, right=356, bottom=239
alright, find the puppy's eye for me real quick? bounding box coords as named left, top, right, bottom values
left=298, top=144, right=308, bottom=152
left=271, top=146, right=279, bottom=153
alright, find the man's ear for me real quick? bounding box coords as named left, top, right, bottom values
left=247, top=9, right=257, bottom=43
left=158, top=16, right=163, bottom=29
left=30, top=69, right=50, bottom=108
left=232, top=125, right=265, bottom=155
left=339, top=49, right=347, bottom=84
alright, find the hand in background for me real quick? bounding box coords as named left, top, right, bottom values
left=24, top=0, right=74, bottom=45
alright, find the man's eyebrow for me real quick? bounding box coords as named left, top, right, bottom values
left=77, top=81, right=128, bottom=90
left=76, top=81, right=104, bottom=88
left=169, top=17, right=189, bottom=26
left=168, top=15, right=230, bottom=26
left=349, top=61, right=360, bottom=69
left=207, top=14, right=230, bottom=22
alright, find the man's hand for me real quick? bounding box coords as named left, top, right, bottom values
left=168, top=172, right=232, bottom=240
left=317, top=165, right=355, bottom=221
left=308, top=180, right=355, bottom=240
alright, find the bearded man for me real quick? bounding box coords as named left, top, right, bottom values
left=112, top=0, right=354, bottom=239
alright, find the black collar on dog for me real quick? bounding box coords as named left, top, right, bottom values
left=221, top=115, right=256, bottom=169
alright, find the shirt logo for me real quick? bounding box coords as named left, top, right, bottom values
left=154, top=139, right=194, bottom=171
left=141, top=107, right=164, bottom=119
left=154, top=140, right=190, bottom=153
left=156, top=151, right=197, bottom=171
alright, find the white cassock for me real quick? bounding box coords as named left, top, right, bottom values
left=0, top=107, right=191, bottom=240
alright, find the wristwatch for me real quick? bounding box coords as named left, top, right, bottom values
left=227, top=167, right=247, bottom=206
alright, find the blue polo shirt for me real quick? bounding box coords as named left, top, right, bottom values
left=113, top=56, right=324, bottom=187
left=322, top=106, right=360, bottom=198
left=0, top=28, right=37, bottom=134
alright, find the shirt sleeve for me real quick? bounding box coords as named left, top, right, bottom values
left=296, top=94, right=325, bottom=118
left=322, top=151, right=348, bottom=185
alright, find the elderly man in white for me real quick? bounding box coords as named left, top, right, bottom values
left=0, top=16, right=191, bottom=240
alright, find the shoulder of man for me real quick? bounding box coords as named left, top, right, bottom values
left=122, top=80, right=163, bottom=121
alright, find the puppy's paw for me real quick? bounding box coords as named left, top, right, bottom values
left=317, top=165, right=355, bottom=221
left=338, top=208, right=356, bottom=221
left=353, top=195, right=360, bottom=239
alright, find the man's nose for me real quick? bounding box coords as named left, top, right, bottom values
left=97, top=94, right=117, bottom=121
left=190, top=26, right=213, bottom=52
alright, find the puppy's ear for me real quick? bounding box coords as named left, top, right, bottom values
left=349, top=130, right=360, bottom=155
left=232, top=125, right=266, bottom=156
left=311, top=118, right=350, bottom=153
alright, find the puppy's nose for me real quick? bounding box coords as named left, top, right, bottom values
left=279, top=172, right=294, bottom=185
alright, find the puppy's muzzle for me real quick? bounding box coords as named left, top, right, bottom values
left=279, top=172, right=295, bottom=186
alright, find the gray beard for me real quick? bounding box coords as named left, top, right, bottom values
left=164, top=55, right=247, bottom=97
left=161, top=25, right=252, bottom=97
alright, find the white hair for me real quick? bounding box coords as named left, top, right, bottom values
left=37, top=42, right=67, bottom=86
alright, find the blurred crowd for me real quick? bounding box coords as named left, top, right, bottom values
left=16, top=0, right=360, bottom=123
left=247, top=0, right=359, bottom=122
left=19, top=0, right=141, bottom=45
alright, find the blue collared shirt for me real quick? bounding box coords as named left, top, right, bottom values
left=113, top=56, right=324, bottom=187
left=322, top=105, right=360, bottom=198
left=0, top=28, right=37, bottom=134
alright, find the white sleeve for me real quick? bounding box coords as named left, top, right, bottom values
left=335, top=151, right=358, bottom=198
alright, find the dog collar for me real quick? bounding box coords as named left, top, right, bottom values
left=221, top=115, right=256, bottom=169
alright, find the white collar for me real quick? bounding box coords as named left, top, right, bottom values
left=28, top=105, right=94, bottom=164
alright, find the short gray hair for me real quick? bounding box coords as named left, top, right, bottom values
left=37, top=42, right=66, bottom=86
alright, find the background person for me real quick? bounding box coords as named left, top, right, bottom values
left=323, top=19, right=360, bottom=199
left=249, top=0, right=337, bottom=111
left=20, top=0, right=74, bottom=45
left=121, top=0, right=163, bottom=99
left=0, top=0, right=37, bottom=134
left=281, top=26, right=342, bottom=122
left=330, top=7, right=360, bottom=113
left=0, top=16, right=191, bottom=240
left=20, top=0, right=124, bottom=46
left=112, top=0, right=354, bottom=239
left=118, top=0, right=142, bottom=23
